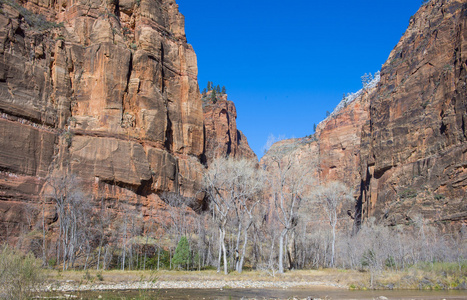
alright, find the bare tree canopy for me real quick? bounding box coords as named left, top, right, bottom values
left=315, top=181, right=354, bottom=267
left=203, top=157, right=262, bottom=274
left=264, top=152, right=316, bottom=273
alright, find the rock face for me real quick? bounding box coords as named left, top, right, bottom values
left=359, top=0, right=467, bottom=226
left=0, top=0, right=254, bottom=240
left=260, top=87, right=373, bottom=228
left=202, top=93, right=257, bottom=165
left=262, top=0, right=467, bottom=227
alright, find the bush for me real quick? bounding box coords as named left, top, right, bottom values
left=172, top=236, right=191, bottom=270
left=0, top=245, right=43, bottom=300
left=96, top=272, right=104, bottom=281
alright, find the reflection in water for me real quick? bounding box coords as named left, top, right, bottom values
left=42, top=288, right=467, bottom=300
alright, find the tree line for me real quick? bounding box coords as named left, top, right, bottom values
left=201, top=82, right=227, bottom=104
left=10, top=156, right=467, bottom=277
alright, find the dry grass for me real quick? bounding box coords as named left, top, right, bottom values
left=45, top=268, right=365, bottom=287
left=44, top=264, right=467, bottom=291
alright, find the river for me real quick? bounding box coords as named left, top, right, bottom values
left=41, top=288, right=467, bottom=299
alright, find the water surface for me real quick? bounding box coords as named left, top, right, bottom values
left=43, top=288, right=467, bottom=299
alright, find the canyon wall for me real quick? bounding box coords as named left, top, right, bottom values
left=3, top=0, right=466, bottom=245
left=202, top=93, right=257, bottom=166
left=0, top=0, right=254, bottom=241
left=359, top=0, right=467, bottom=226
left=262, top=0, right=467, bottom=227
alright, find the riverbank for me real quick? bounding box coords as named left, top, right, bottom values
left=41, top=269, right=353, bottom=292
left=40, top=266, right=467, bottom=293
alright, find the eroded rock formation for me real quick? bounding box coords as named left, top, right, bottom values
left=0, top=0, right=254, bottom=241
left=203, top=92, right=257, bottom=165
left=262, top=0, right=467, bottom=227
left=359, top=0, right=467, bottom=226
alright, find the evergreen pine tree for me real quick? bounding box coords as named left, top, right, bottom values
left=211, top=90, right=217, bottom=104
left=221, top=86, right=226, bottom=94
left=202, top=88, right=207, bottom=95
left=216, top=85, right=221, bottom=93
left=313, top=123, right=317, bottom=132
left=207, top=82, right=212, bottom=91
left=172, top=236, right=191, bottom=270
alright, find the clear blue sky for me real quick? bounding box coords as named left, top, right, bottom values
left=176, top=0, right=424, bottom=158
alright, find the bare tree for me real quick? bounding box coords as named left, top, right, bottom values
left=204, top=157, right=261, bottom=274
left=315, top=181, right=353, bottom=267
left=264, top=152, right=315, bottom=273
left=160, top=192, right=195, bottom=239
left=232, top=160, right=263, bottom=273
left=96, top=198, right=111, bottom=270
left=45, top=170, right=90, bottom=270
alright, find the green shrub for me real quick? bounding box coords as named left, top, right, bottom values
left=0, top=245, right=43, bottom=300
left=48, top=257, right=57, bottom=267
left=172, top=236, right=191, bottom=270
left=96, top=272, right=104, bottom=281
left=385, top=256, right=396, bottom=268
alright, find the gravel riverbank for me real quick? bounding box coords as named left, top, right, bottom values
left=42, top=279, right=346, bottom=292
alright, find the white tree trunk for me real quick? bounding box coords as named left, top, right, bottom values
left=331, top=222, right=336, bottom=267
left=217, top=228, right=222, bottom=273
left=278, top=229, right=287, bottom=274
left=221, top=228, right=228, bottom=275
left=237, top=227, right=249, bottom=273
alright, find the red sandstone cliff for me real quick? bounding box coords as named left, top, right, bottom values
left=262, top=0, right=467, bottom=227
left=359, top=0, right=467, bottom=226
left=202, top=92, right=257, bottom=165
left=0, top=0, right=254, bottom=241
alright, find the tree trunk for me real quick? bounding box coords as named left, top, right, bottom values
left=144, top=234, right=149, bottom=270
left=217, top=228, right=222, bottom=273
left=278, top=229, right=287, bottom=274
left=221, top=228, right=228, bottom=275
left=122, top=220, right=127, bottom=271
left=97, top=244, right=102, bottom=270
left=237, top=228, right=249, bottom=273
left=63, top=223, right=68, bottom=271
left=84, top=241, right=90, bottom=271
left=237, top=221, right=252, bottom=273
left=41, top=200, right=46, bottom=267
left=331, top=222, right=336, bottom=268
left=122, top=244, right=126, bottom=271
left=103, top=245, right=108, bottom=270
left=235, top=221, right=242, bottom=272
left=157, top=246, right=160, bottom=271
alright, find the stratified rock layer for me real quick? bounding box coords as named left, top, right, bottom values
left=0, top=0, right=186, bottom=239
left=262, top=0, right=467, bottom=227
left=0, top=0, right=256, bottom=240
left=359, top=0, right=467, bottom=226
left=203, top=93, right=257, bottom=165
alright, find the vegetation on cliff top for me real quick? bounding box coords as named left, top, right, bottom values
left=0, top=0, right=63, bottom=31
left=202, top=81, right=227, bottom=104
